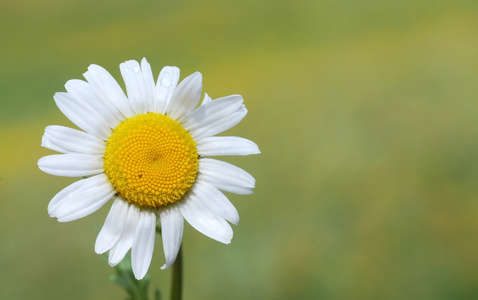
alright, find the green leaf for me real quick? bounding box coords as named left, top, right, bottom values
left=107, top=253, right=152, bottom=300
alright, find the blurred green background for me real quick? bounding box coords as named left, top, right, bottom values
left=1, top=0, right=478, bottom=299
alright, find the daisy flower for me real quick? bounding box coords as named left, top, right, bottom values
left=38, top=58, right=259, bottom=280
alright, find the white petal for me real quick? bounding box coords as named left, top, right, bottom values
left=189, top=106, right=247, bottom=141
left=198, top=174, right=254, bottom=195
left=192, top=181, right=239, bottom=225
left=108, top=204, right=140, bottom=267
left=95, top=199, right=129, bottom=254
left=198, top=158, right=255, bottom=195
left=154, top=66, right=180, bottom=114
left=141, top=58, right=157, bottom=112
left=132, top=210, right=156, bottom=279
left=41, top=125, right=105, bottom=154
left=178, top=193, right=233, bottom=244
left=182, top=95, right=243, bottom=131
left=159, top=205, right=184, bottom=269
left=65, top=79, right=120, bottom=130
left=47, top=174, right=114, bottom=222
left=41, top=134, right=69, bottom=154
left=120, top=59, right=154, bottom=115
left=196, top=136, right=260, bottom=157
left=54, top=92, right=111, bottom=140
left=84, top=64, right=134, bottom=120
left=48, top=173, right=106, bottom=214
left=166, top=72, right=202, bottom=121
left=38, top=154, right=103, bottom=177
left=200, top=93, right=212, bottom=106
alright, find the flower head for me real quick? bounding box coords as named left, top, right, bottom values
left=38, top=58, right=259, bottom=279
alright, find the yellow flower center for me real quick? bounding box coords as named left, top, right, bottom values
left=103, top=113, right=199, bottom=209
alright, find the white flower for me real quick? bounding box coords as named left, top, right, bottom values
left=38, top=58, right=259, bottom=280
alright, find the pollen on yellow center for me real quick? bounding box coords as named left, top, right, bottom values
left=103, top=113, right=199, bottom=209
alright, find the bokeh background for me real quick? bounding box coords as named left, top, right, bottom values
left=1, top=0, right=478, bottom=299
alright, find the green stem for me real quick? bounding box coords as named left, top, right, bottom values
left=171, top=247, right=183, bottom=300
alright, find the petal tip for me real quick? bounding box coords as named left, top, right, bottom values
left=132, top=265, right=148, bottom=280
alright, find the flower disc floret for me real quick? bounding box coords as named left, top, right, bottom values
left=104, top=112, right=199, bottom=209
